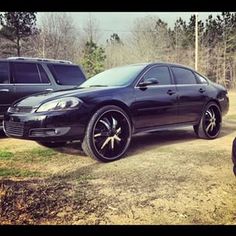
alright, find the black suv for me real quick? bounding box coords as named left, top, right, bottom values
left=0, top=57, right=86, bottom=126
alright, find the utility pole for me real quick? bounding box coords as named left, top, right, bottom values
left=195, top=12, right=198, bottom=71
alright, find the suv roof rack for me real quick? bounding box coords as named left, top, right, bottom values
left=7, top=57, right=73, bottom=64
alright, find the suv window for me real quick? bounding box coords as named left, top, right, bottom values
left=13, top=62, right=41, bottom=84
left=0, top=62, right=9, bottom=84
left=142, top=66, right=172, bottom=85
left=48, top=64, right=86, bottom=85
left=172, top=67, right=197, bottom=85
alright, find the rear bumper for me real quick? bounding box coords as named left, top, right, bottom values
left=3, top=110, right=88, bottom=142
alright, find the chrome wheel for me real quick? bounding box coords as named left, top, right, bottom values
left=92, top=110, right=131, bottom=160
left=203, top=106, right=221, bottom=138
left=193, top=102, right=222, bottom=139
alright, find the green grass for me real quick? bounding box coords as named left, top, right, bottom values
left=0, top=150, right=14, bottom=160
left=77, top=174, right=96, bottom=183
left=0, top=168, right=41, bottom=177
left=28, top=148, right=56, bottom=157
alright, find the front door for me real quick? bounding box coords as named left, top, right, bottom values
left=131, top=66, right=178, bottom=130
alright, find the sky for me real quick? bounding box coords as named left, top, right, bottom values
left=37, top=12, right=222, bottom=43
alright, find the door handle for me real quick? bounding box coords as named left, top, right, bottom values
left=45, top=88, right=53, bottom=91
left=199, top=88, right=206, bottom=93
left=167, top=89, right=176, bottom=95
left=0, top=89, right=10, bottom=92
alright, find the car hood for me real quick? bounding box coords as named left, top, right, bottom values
left=13, top=86, right=119, bottom=107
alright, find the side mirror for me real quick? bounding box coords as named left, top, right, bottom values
left=139, top=78, right=159, bottom=87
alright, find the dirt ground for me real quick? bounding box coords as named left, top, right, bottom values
left=0, top=92, right=236, bottom=225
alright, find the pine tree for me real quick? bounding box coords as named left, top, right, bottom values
left=82, top=40, right=106, bottom=78
left=0, top=12, right=38, bottom=56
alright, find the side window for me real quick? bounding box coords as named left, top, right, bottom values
left=142, top=66, right=172, bottom=85
left=13, top=62, right=41, bottom=84
left=38, top=64, right=50, bottom=83
left=172, top=67, right=197, bottom=85
left=0, top=62, right=9, bottom=84
left=48, top=64, right=86, bottom=85
left=195, top=73, right=208, bottom=84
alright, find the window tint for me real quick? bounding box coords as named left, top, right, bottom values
left=195, top=73, right=208, bottom=84
left=13, top=62, right=41, bottom=83
left=0, top=62, right=9, bottom=84
left=38, top=64, right=50, bottom=83
left=142, top=66, right=172, bottom=85
left=172, top=67, right=197, bottom=84
left=48, top=64, right=86, bottom=85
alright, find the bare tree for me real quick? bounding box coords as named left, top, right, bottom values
left=82, top=14, right=101, bottom=43
left=34, top=12, right=80, bottom=61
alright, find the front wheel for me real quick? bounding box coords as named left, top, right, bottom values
left=194, top=102, right=222, bottom=139
left=82, top=105, right=132, bottom=162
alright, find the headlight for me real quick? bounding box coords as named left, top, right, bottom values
left=36, top=97, right=80, bottom=113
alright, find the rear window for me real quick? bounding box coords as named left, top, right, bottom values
left=48, top=64, right=86, bottom=85
left=172, top=67, right=197, bottom=85
left=0, top=62, right=9, bottom=84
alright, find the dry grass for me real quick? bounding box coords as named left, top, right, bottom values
left=0, top=91, right=236, bottom=224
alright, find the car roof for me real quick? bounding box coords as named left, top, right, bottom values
left=118, top=62, right=196, bottom=72
left=0, top=57, right=76, bottom=66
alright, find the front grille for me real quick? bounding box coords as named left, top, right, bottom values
left=4, top=121, right=24, bottom=137
left=8, top=106, right=33, bottom=113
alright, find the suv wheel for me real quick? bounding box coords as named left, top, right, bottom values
left=82, top=105, right=132, bottom=162
left=194, top=102, right=222, bottom=139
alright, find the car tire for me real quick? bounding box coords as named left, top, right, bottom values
left=82, top=105, right=132, bottom=162
left=193, top=102, right=222, bottom=139
left=37, top=141, right=67, bottom=148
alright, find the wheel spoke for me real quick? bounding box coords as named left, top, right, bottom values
left=111, top=116, right=117, bottom=129
left=210, top=123, right=214, bottom=131
left=99, top=118, right=111, bottom=130
left=94, top=133, right=102, bottom=138
left=116, top=127, right=121, bottom=135
left=206, top=110, right=213, bottom=119
left=206, top=122, right=212, bottom=133
left=101, top=137, right=111, bottom=150
left=111, top=138, right=115, bottom=150
left=114, top=134, right=121, bottom=142
left=211, top=109, right=215, bottom=119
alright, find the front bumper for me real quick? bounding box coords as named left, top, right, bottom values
left=3, top=109, right=88, bottom=142
left=232, top=138, right=236, bottom=176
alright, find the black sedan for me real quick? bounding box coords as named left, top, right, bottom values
left=3, top=63, right=229, bottom=162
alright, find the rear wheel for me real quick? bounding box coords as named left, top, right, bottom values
left=82, top=105, right=132, bottom=162
left=194, top=102, right=222, bottom=139
left=37, top=141, right=67, bottom=148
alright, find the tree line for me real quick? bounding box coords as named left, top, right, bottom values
left=0, top=12, right=236, bottom=88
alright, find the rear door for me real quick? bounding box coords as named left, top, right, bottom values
left=11, top=61, right=54, bottom=102
left=171, top=66, right=209, bottom=123
left=0, top=61, right=15, bottom=120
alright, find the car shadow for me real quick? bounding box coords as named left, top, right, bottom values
left=52, top=122, right=236, bottom=158
left=0, top=129, right=7, bottom=139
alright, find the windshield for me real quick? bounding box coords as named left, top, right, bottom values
left=80, top=64, right=146, bottom=87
